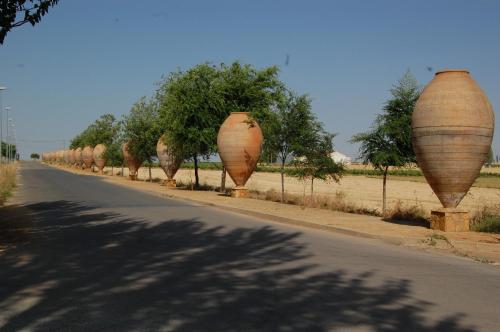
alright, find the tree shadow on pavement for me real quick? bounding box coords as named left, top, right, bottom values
left=0, top=200, right=475, bottom=331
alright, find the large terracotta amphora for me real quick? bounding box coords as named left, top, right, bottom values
left=412, top=69, right=495, bottom=231
left=68, top=149, right=76, bottom=165
left=74, top=147, right=83, bottom=168
left=93, top=144, right=107, bottom=174
left=122, top=141, right=143, bottom=180
left=63, top=150, right=70, bottom=165
left=217, top=112, right=263, bottom=197
left=57, top=150, right=64, bottom=164
left=156, top=135, right=183, bottom=187
left=82, top=146, right=94, bottom=170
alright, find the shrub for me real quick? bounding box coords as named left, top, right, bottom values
left=0, top=164, right=17, bottom=205
left=386, top=200, right=428, bottom=226
left=471, top=205, right=500, bottom=233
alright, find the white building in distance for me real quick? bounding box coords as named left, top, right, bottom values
left=330, top=151, right=352, bottom=164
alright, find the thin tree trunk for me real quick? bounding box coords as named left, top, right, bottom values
left=382, top=166, right=388, bottom=216
left=302, top=179, right=306, bottom=208
left=280, top=160, right=285, bottom=203
left=193, top=155, right=200, bottom=189
left=220, top=165, right=226, bottom=193
left=310, top=177, right=314, bottom=207
left=121, top=163, right=124, bottom=177
left=149, top=164, right=152, bottom=182
left=111, top=164, right=114, bottom=176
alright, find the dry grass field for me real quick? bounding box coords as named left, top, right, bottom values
left=106, top=166, right=500, bottom=216
left=0, top=164, right=17, bottom=205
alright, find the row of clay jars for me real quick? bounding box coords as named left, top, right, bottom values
left=46, top=75, right=493, bottom=209
left=43, top=145, right=108, bottom=173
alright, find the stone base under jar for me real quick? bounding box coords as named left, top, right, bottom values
left=231, top=187, right=249, bottom=198
left=163, top=179, right=177, bottom=188
left=430, top=208, right=470, bottom=232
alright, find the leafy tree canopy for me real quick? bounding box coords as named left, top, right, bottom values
left=158, top=63, right=224, bottom=160
left=350, top=70, right=420, bottom=214
left=290, top=131, right=344, bottom=186
left=351, top=70, right=420, bottom=170
left=69, top=114, right=119, bottom=149
left=122, top=97, right=162, bottom=163
left=1, top=0, right=59, bottom=44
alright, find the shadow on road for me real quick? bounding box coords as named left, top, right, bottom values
left=0, top=200, right=474, bottom=331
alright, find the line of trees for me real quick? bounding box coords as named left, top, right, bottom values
left=69, top=61, right=345, bottom=203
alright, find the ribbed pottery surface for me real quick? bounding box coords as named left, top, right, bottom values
left=217, top=112, right=263, bottom=187
left=63, top=150, right=70, bottom=164
left=82, top=146, right=94, bottom=168
left=93, top=144, right=107, bottom=171
left=156, top=136, right=182, bottom=179
left=122, top=141, right=143, bottom=175
left=412, top=70, right=495, bottom=208
left=75, top=147, right=83, bottom=165
left=68, top=149, right=76, bottom=164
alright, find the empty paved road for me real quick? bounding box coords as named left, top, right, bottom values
left=1, top=162, right=499, bottom=331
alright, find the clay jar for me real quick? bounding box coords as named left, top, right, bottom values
left=412, top=70, right=495, bottom=209
left=93, top=144, right=107, bottom=174
left=74, top=147, right=83, bottom=168
left=57, top=150, right=64, bottom=164
left=217, top=112, right=263, bottom=197
left=156, top=135, right=183, bottom=187
left=68, top=149, right=76, bottom=165
left=82, top=146, right=94, bottom=170
left=63, top=150, right=70, bottom=165
left=122, top=141, right=143, bottom=180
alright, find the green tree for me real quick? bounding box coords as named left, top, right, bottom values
left=264, top=90, right=320, bottom=202
left=485, top=147, right=494, bottom=166
left=101, top=121, right=124, bottom=175
left=30, top=152, right=40, bottom=160
left=351, top=71, right=420, bottom=215
left=157, top=63, right=224, bottom=188
left=122, top=97, right=163, bottom=181
left=70, top=114, right=120, bottom=149
left=69, top=133, right=83, bottom=149
left=216, top=61, right=282, bottom=191
left=1, top=141, right=16, bottom=159
left=91, top=114, right=119, bottom=146
left=290, top=131, right=344, bottom=203
left=1, top=0, right=60, bottom=44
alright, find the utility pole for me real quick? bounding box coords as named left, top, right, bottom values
left=5, top=107, right=11, bottom=162
left=0, top=86, right=6, bottom=163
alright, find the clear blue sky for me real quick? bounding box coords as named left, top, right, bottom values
left=1, top=0, right=499, bottom=159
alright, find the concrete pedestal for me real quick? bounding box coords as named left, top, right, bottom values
left=231, top=187, right=249, bottom=198
left=430, top=208, right=470, bottom=232
left=129, top=174, right=138, bottom=181
left=164, top=179, right=177, bottom=188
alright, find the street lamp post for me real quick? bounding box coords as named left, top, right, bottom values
left=0, top=86, right=6, bottom=164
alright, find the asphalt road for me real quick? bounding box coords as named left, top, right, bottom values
left=1, top=162, right=499, bottom=331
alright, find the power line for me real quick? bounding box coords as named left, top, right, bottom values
left=16, top=139, right=68, bottom=143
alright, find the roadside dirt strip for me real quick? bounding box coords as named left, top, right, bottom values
left=50, top=164, right=500, bottom=265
